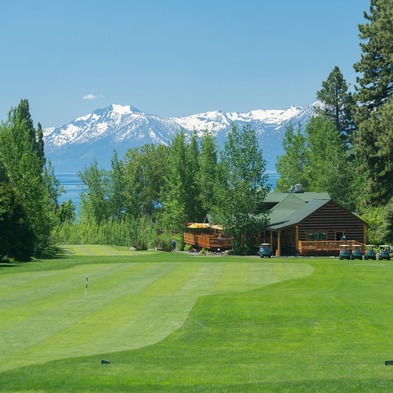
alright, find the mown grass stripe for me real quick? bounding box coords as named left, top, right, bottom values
left=0, top=251, right=314, bottom=374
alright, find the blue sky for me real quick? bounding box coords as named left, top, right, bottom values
left=1, top=0, right=370, bottom=128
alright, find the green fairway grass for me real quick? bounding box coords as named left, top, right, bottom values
left=0, top=246, right=312, bottom=373
left=1, top=246, right=393, bottom=392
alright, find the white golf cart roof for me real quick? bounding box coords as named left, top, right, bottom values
left=340, top=244, right=350, bottom=247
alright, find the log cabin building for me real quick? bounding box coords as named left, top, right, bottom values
left=259, top=189, right=366, bottom=256
left=184, top=187, right=367, bottom=256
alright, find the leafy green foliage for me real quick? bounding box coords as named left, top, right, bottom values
left=161, top=131, right=191, bottom=231
left=0, top=100, right=59, bottom=258
left=275, top=123, right=309, bottom=192
left=214, top=124, right=269, bottom=254
left=380, top=197, right=393, bottom=243
left=0, top=182, right=35, bottom=260
left=276, top=117, right=356, bottom=211
left=78, top=160, right=110, bottom=224
left=305, top=117, right=356, bottom=210
left=123, top=144, right=168, bottom=218
left=358, top=205, right=385, bottom=244
left=197, top=130, right=218, bottom=213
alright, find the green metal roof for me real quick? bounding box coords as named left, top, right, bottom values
left=266, top=192, right=331, bottom=230
left=264, top=191, right=330, bottom=204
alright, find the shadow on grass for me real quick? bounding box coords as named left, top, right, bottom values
left=38, top=246, right=72, bottom=259
left=0, top=262, right=19, bottom=268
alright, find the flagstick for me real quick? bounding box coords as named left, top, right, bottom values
left=85, top=276, right=88, bottom=296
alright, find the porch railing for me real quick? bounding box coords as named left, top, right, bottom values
left=298, top=240, right=365, bottom=256
left=184, top=232, right=232, bottom=250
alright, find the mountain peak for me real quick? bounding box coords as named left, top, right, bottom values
left=110, top=104, right=142, bottom=115
left=45, top=103, right=315, bottom=173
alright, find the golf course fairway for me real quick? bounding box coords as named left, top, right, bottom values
left=0, top=245, right=314, bottom=373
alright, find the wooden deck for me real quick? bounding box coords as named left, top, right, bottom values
left=298, top=240, right=365, bottom=256
left=184, top=232, right=232, bottom=251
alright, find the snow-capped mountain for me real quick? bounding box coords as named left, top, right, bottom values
left=44, top=103, right=316, bottom=173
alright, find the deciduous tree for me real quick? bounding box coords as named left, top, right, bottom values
left=275, top=123, right=309, bottom=192
left=214, top=124, right=269, bottom=254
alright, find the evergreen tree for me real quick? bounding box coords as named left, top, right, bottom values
left=214, top=124, right=269, bottom=254
left=352, top=0, right=393, bottom=206
left=275, top=123, right=309, bottom=192
left=353, top=98, right=393, bottom=205
left=316, top=66, right=355, bottom=143
left=354, top=0, right=393, bottom=120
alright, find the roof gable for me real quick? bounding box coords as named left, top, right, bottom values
left=266, top=193, right=331, bottom=230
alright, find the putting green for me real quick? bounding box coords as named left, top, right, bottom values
left=0, top=246, right=313, bottom=372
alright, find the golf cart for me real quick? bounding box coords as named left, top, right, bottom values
left=378, top=245, right=391, bottom=260
left=351, top=244, right=363, bottom=260
left=339, top=244, right=351, bottom=260
left=259, top=243, right=272, bottom=258
left=364, top=245, right=376, bottom=260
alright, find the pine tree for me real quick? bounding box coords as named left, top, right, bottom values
left=354, top=0, right=393, bottom=120
left=352, top=0, right=393, bottom=205
left=353, top=98, right=393, bottom=205
left=316, top=66, right=355, bottom=143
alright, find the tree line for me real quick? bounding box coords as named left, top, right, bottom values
left=54, top=126, right=269, bottom=255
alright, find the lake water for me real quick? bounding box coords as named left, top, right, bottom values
left=57, top=173, right=85, bottom=207
left=57, top=171, right=279, bottom=210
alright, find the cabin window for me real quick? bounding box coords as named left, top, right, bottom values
left=307, top=232, right=327, bottom=241
left=336, top=232, right=346, bottom=240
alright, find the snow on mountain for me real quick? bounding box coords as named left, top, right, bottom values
left=45, top=103, right=316, bottom=173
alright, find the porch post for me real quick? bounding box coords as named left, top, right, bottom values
left=277, top=230, right=281, bottom=256
left=363, top=223, right=366, bottom=244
